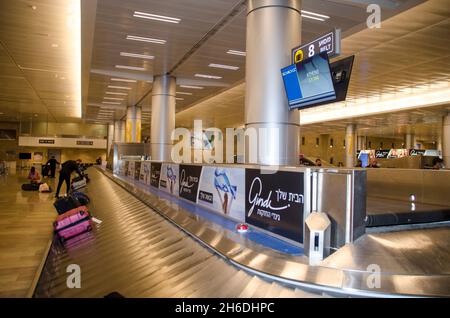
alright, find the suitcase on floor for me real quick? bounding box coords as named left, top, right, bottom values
left=22, top=183, right=40, bottom=191
left=54, top=207, right=92, bottom=242
left=71, top=178, right=87, bottom=191
left=39, top=183, right=52, bottom=193
left=71, top=191, right=90, bottom=205
left=54, top=195, right=81, bottom=214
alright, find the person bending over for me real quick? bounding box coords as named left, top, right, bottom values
left=55, top=159, right=83, bottom=198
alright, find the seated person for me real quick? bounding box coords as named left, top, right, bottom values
left=28, top=167, right=41, bottom=184
left=315, top=158, right=322, bottom=167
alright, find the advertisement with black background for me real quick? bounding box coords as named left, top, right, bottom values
left=375, top=149, right=390, bottom=159
left=179, top=165, right=202, bottom=203
left=245, top=169, right=304, bottom=243
left=150, top=162, right=162, bottom=188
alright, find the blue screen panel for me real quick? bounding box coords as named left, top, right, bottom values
left=281, top=52, right=336, bottom=110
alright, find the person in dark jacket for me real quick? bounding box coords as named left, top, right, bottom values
left=55, top=159, right=83, bottom=198
left=45, top=156, right=60, bottom=178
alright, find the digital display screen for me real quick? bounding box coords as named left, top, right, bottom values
left=281, top=52, right=336, bottom=110
left=19, top=153, right=32, bottom=160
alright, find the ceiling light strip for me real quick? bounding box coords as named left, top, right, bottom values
left=180, top=85, right=204, bottom=90
left=126, top=35, right=166, bottom=44
left=106, top=91, right=128, bottom=95
left=208, top=63, right=239, bottom=70
left=133, top=11, right=181, bottom=24
left=115, top=65, right=146, bottom=71
left=301, top=14, right=325, bottom=22
left=120, top=52, right=154, bottom=60
left=111, top=78, right=137, bottom=83
left=301, top=10, right=330, bottom=19
left=108, top=85, right=132, bottom=90
left=195, top=73, right=222, bottom=79
left=227, top=50, right=246, bottom=56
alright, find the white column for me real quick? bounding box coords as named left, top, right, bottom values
left=405, top=133, right=415, bottom=149
left=244, top=0, right=302, bottom=165
left=345, top=124, right=356, bottom=168
left=107, top=124, right=114, bottom=157
left=151, top=75, right=176, bottom=161
left=443, top=112, right=450, bottom=168
left=114, top=120, right=125, bottom=143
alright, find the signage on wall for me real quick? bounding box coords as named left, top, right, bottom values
left=179, top=165, right=202, bottom=203
left=245, top=169, right=305, bottom=243
left=292, top=29, right=341, bottom=64
left=160, top=163, right=180, bottom=196
left=197, top=166, right=245, bottom=222
left=150, top=162, right=162, bottom=188
left=39, top=139, right=55, bottom=144
left=134, top=162, right=141, bottom=180
left=76, top=140, right=94, bottom=146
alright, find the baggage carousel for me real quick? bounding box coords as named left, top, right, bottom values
left=32, top=168, right=450, bottom=297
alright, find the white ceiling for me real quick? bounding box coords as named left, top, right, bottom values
left=2, top=0, right=447, bottom=144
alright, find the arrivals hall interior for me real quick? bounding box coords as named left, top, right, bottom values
left=0, top=0, right=449, bottom=298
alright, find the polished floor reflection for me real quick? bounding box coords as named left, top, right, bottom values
left=0, top=172, right=57, bottom=297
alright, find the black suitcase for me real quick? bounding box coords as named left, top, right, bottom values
left=22, top=183, right=40, bottom=191
left=71, top=191, right=90, bottom=205
left=54, top=196, right=81, bottom=214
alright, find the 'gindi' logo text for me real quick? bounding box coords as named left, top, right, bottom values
left=179, top=169, right=197, bottom=193
left=247, top=177, right=290, bottom=217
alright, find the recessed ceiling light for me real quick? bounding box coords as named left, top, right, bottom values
left=106, top=91, right=128, bottom=95
left=133, top=11, right=181, bottom=24
left=51, top=43, right=58, bottom=48
left=111, top=78, right=137, bottom=83
left=126, top=35, right=166, bottom=44
left=301, top=10, right=330, bottom=19
left=227, top=50, right=246, bottom=56
left=180, top=85, right=204, bottom=90
left=102, top=101, right=121, bottom=105
left=176, top=92, right=193, bottom=95
left=104, top=97, right=124, bottom=101
left=60, top=76, right=66, bottom=80
left=107, top=85, right=132, bottom=90
left=195, top=74, right=222, bottom=79
left=208, top=63, right=239, bottom=71
left=31, top=5, right=37, bottom=10
left=120, top=52, right=154, bottom=60
left=115, top=65, right=145, bottom=71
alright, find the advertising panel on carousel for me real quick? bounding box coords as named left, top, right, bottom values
left=127, top=161, right=135, bottom=177
left=140, top=162, right=151, bottom=185
left=134, top=161, right=141, bottom=180
left=118, top=160, right=127, bottom=176
left=123, top=161, right=130, bottom=177
left=150, top=162, right=162, bottom=188
left=245, top=169, right=305, bottom=244
left=179, top=165, right=202, bottom=203
left=197, top=166, right=245, bottom=222
left=159, top=163, right=179, bottom=196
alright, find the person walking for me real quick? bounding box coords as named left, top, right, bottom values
left=45, top=156, right=60, bottom=178
left=55, top=159, right=84, bottom=198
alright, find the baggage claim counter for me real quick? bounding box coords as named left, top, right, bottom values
left=103, top=158, right=449, bottom=297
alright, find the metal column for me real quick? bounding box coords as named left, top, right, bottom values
left=405, top=133, right=415, bottom=149
left=245, top=0, right=302, bottom=166
left=151, top=75, right=176, bottom=161
left=126, top=106, right=142, bottom=143
left=443, top=112, right=450, bottom=168
left=107, top=124, right=114, bottom=158
left=114, top=120, right=126, bottom=143
left=345, top=124, right=356, bottom=168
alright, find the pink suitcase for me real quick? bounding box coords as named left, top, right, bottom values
left=54, top=206, right=93, bottom=242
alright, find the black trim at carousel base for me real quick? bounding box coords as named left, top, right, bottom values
left=0, top=298, right=447, bottom=316
left=365, top=210, right=450, bottom=227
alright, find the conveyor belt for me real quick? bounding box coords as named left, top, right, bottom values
left=366, top=197, right=450, bottom=227
left=33, top=169, right=319, bottom=298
